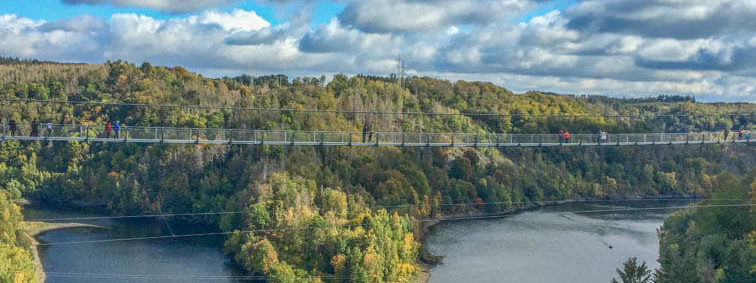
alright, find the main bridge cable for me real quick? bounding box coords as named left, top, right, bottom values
left=44, top=271, right=355, bottom=281
left=32, top=203, right=754, bottom=246
left=3, top=98, right=754, bottom=118
left=26, top=197, right=750, bottom=222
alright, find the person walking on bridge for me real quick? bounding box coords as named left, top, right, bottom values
left=599, top=131, right=607, bottom=143
left=368, top=125, right=374, bottom=143
left=564, top=131, right=571, bottom=143
left=113, top=121, right=121, bottom=139
left=45, top=122, right=52, bottom=137
left=8, top=118, right=17, bottom=136
left=31, top=120, right=39, bottom=137
left=723, top=129, right=729, bottom=142
left=105, top=121, right=112, bottom=138
left=362, top=124, right=368, bottom=143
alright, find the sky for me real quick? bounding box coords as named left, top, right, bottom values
left=1, top=0, right=755, bottom=102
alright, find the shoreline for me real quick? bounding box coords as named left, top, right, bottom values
left=20, top=196, right=695, bottom=283
left=22, top=221, right=106, bottom=283
left=414, top=196, right=697, bottom=283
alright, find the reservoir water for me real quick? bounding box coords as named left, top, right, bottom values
left=424, top=200, right=689, bottom=283
left=25, top=200, right=687, bottom=283
left=23, top=206, right=245, bottom=283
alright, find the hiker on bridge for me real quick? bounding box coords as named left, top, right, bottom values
left=31, top=120, right=39, bottom=137
left=113, top=121, right=121, bottom=139
left=45, top=122, right=52, bottom=137
left=105, top=121, right=112, bottom=138
left=560, top=130, right=570, bottom=143
left=598, top=131, right=607, bottom=143
left=746, top=130, right=751, bottom=141
left=362, top=124, right=368, bottom=143
left=8, top=118, right=17, bottom=136
left=723, top=129, right=729, bottom=141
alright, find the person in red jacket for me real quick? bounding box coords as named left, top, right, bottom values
left=564, top=131, right=571, bottom=143
left=105, top=121, right=112, bottom=138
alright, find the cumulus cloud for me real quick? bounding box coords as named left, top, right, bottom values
left=339, top=0, right=535, bottom=33
left=299, top=19, right=400, bottom=53
left=566, top=0, right=756, bottom=39
left=3, top=0, right=756, bottom=101
left=62, top=0, right=238, bottom=13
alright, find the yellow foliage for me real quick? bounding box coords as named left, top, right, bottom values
left=330, top=254, right=346, bottom=274
left=362, top=252, right=376, bottom=267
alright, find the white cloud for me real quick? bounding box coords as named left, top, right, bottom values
left=62, top=0, right=238, bottom=13
left=196, top=9, right=269, bottom=32
left=339, top=0, right=535, bottom=33
left=446, top=26, right=459, bottom=36
left=2, top=0, right=756, bottom=101
left=299, top=19, right=400, bottom=54
left=566, top=0, right=756, bottom=39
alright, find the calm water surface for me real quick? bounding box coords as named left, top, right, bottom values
left=425, top=201, right=688, bottom=283
left=24, top=200, right=688, bottom=283
left=23, top=206, right=245, bottom=283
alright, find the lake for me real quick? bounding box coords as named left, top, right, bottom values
left=23, top=206, right=246, bottom=283
left=424, top=201, right=689, bottom=283
left=25, top=200, right=688, bottom=283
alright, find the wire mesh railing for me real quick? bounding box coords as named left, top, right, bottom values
left=0, top=123, right=751, bottom=146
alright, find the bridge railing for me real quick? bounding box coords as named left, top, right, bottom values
left=0, top=123, right=749, bottom=145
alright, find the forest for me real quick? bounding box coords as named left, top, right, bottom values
left=0, top=60, right=754, bottom=282
left=655, top=172, right=754, bottom=283
left=611, top=171, right=755, bottom=283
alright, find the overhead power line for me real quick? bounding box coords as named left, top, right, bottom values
left=3, top=98, right=754, bottom=118
left=45, top=271, right=354, bottom=281
left=34, top=203, right=754, bottom=246
left=26, top=197, right=743, bottom=222
left=34, top=224, right=367, bottom=246
left=435, top=203, right=754, bottom=222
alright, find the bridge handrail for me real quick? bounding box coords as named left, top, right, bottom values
left=0, top=123, right=748, bottom=145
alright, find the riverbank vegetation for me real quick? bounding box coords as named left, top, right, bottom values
left=655, top=171, right=755, bottom=283
left=0, top=191, right=37, bottom=283
left=611, top=171, right=755, bottom=283
left=0, top=60, right=753, bottom=282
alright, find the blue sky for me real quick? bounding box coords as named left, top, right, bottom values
left=1, top=0, right=754, bottom=101
left=1, top=0, right=564, bottom=29
left=0, top=0, right=344, bottom=26
left=0, top=0, right=169, bottom=21
left=520, top=0, right=577, bottom=22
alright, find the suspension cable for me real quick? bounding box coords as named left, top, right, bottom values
left=4, top=98, right=754, bottom=118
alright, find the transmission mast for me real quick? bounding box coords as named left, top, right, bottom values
left=396, top=55, right=405, bottom=89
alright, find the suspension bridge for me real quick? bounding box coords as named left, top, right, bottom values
left=2, top=123, right=750, bottom=147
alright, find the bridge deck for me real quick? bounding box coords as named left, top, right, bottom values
left=1, top=123, right=751, bottom=147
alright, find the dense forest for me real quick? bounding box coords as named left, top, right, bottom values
left=0, top=60, right=753, bottom=282
left=655, top=172, right=755, bottom=283
left=610, top=172, right=755, bottom=283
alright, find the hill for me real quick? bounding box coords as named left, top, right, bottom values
left=0, top=60, right=754, bottom=282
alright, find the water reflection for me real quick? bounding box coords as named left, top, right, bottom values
left=425, top=201, right=689, bottom=283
